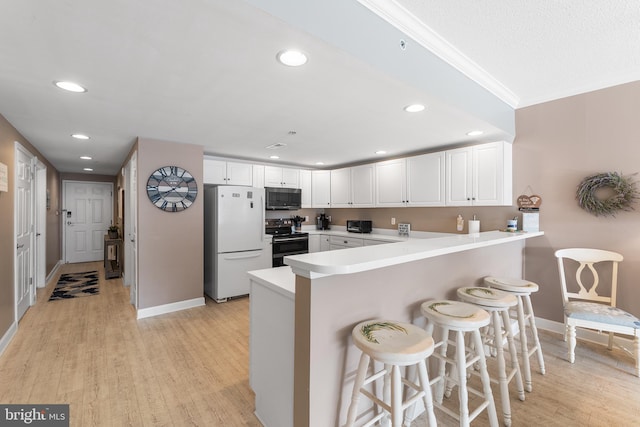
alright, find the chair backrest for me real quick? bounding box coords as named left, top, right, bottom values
left=554, top=248, right=624, bottom=307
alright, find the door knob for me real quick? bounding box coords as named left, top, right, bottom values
left=67, top=221, right=73, bottom=225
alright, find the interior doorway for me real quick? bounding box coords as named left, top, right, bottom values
left=14, top=143, right=35, bottom=321
left=62, top=181, right=113, bottom=263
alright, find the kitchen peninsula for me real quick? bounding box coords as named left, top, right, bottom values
left=248, top=230, right=544, bottom=427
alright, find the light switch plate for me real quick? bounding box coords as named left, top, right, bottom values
left=398, top=223, right=410, bottom=236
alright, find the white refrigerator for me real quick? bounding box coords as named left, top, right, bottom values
left=204, top=185, right=270, bottom=302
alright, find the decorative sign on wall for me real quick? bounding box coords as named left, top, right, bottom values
left=517, top=194, right=542, bottom=209
left=0, top=162, right=8, bottom=192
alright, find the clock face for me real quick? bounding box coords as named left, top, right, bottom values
left=146, top=166, right=197, bottom=212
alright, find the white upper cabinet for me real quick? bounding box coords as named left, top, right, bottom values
left=299, top=169, right=312, bottom=208
left=445, top=141, right=512, bottom=206
left=375, top=153, right=445, bottom=207
left=264, top=166, right=300, bottom=188
left=204, top=159, right=253, bottom=186
left=331, top=165, right=374, bottom=208
left=311, top=170, right=331, bottom=208
left=252, top=164, right=265, bottom=188
left=375, top=158, right=406, bottom=207
left=406, top=152, right=446, bottom=206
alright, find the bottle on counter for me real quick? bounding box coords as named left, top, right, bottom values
left=456, top=214, right=464, bottom=232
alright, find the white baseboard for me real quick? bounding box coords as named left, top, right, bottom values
left=44, top=260, right=64, bottom=286
left=536, top=317, right=634, bottom=346
left=0, top=322, right=17, bottom=358
left=136, top=297, right=205, bottom=320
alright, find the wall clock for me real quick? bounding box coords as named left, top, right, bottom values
left=146, top=166, right=197, bottom=212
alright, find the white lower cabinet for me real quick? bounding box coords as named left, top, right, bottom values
left=319, top=235, right=331, bottom=251
left=308, top=234, right=321, bottom=253
left=328, top=235, right=364, bottom=251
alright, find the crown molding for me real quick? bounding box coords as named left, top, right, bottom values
left=358, top=0, right=520, bottom=108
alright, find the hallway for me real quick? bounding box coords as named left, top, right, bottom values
left=0, top=262, right=261, bottom=426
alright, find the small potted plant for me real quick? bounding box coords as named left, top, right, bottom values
left=108, top=225, right=119, bottom=239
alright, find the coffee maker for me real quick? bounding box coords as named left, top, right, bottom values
left=316, top=214, right=330, bottom=230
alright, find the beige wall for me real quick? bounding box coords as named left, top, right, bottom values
left=514, top=81, right=640, bottom=322
left=0, top=114, right=61, bottom=340
left=136, top=138, right=204, bottom=309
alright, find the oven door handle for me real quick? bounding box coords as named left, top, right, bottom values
left=273, top=236, right=308, bottom=243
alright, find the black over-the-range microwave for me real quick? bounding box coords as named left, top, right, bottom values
left=265, top=187, right=302, bottom=210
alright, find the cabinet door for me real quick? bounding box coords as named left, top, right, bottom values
left=445, top=147, right=473, bottom=206
left=330, top=168, right=352, bottom=207
left=351, top=164, right=375, bottom=207
left=264, top=166, right=283, bottom=187
left=203, top=159, right=228, bottom=184
left=375, top=158, right=406, bottom=207
left=281, top=168, right=300, bottom=188
left=226, top=162, right=253, bottom=186
left=308, top=234, right=321, bottom=253
left=473, top=142, right=510, bottom=206
left=299, top=170, right=312, bottom=208
left=311, top=170, right=331, bottom=208
left=319, top=235, right=331, bottom=252
left=253, top=164, right=265, bottom=188
left=407, top=152, right=445, bottom=206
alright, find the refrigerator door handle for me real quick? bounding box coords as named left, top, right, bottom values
left=261, top=195, right=265, bottom=242
left=223, top=251, right=263, bottom=260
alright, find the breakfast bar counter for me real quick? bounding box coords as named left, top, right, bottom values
left=248, top=230, right=544, bottom=427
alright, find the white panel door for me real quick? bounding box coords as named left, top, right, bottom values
left=15, top=145, right=34, bottom=320
left=64, top=181, right=113, bottom=263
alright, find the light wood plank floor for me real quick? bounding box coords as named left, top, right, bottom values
left=1, top=262, right=639, bottom=426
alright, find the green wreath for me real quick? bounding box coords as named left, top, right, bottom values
left=576, top=172, right=639, bottom=217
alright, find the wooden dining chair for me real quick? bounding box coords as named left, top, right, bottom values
left=555, top=248, right=640, bottom=377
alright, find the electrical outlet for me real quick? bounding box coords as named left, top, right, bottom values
left=304, top=216, right=309, bottom=222
left=391, top=217, right=396, bottom=225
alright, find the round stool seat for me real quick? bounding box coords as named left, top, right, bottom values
left=457, top=287, right=517, bottom=309
left=352, top=319, right=435, bottom=365
left=421, top=299, right=490, bottom=331
left=484, top=276, right=539, bottom=294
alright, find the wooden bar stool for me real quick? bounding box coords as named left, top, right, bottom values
left=345, top=319, right=437, bottom=427
left=456, top=287, right=525, bottom=427
left=484, top=276, right=546, bottom=392
left=420, top=300, right=499, bottom=427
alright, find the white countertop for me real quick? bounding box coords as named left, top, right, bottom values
left=248, top=266, right=296, bottom=298
left=286, top=230, right=544, bottom=278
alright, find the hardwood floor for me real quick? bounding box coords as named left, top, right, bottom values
left=1, top=261, right=638, bottom=426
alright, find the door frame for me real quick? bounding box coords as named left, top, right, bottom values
left=14, top=142, right=36, bottom=321
left=34, top=160, right=47, bottom=288
left=61, top=180, right=114, bottom=263
left=123, top=151, right=138, bottom=308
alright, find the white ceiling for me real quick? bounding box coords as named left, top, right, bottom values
left=0, top=0, right=637, bottom=175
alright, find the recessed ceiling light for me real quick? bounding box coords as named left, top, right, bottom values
left=269, top=155, right=280, bottom=160
left=467, top=130, right=484, bottom=136
left=72, top=134, right=90, bottom=140
left=375, top=150, right=387, bottom=155
left=276, top=49, right=308, bottom=67
left=83, top=168, right=93, bottom=171
left=54, top=81, right=87, bottom=93
left=315, top=162, right=325, bottom=166
left=403, top=104, right=425, bottom=113
left=80, top=156, right=92, bottom=160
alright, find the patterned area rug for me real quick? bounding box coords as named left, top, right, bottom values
left=49, top=270, right=99, bottom=301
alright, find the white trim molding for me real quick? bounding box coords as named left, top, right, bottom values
left=357, top=0, right=519, bottom=108
left=44, top=260, right=64, bottom=288
left=0, top=322, right=17, bottom=358
left=136, top=297, right=205, bottom=320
